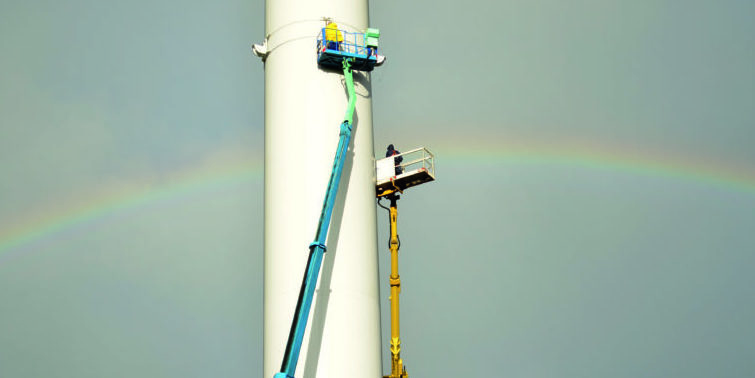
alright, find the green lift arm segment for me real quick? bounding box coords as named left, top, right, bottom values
left=343, top=59, right=357, bottom=125
left=274, top=58, right=356, bottom=378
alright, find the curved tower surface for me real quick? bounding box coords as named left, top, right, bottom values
left=262, top=1, right=381, bottom=378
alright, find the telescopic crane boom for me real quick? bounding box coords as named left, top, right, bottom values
left=274, top=25, right=382, bottom=378
left=383, top=194, right=408, bottom=378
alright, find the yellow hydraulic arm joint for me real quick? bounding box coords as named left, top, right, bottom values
left=383, top=195, right=408, bottom=378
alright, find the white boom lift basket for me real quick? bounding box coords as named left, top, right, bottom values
left=376, top=147, right=435, bottom=197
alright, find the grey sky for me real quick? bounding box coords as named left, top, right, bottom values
left=1, top=1, right=754, bottom=377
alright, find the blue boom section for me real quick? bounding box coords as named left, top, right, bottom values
left=274, top=59, right=356, bottom=378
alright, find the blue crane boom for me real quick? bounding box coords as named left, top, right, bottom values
left=274, top=25, right=381, bottom=378
left=274, top=58, right=356, bottom=378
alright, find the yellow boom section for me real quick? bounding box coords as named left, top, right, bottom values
left=384, top=196, right=408, bottom=378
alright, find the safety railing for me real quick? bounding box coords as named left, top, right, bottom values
left=395, top=147, right=435, bottom=177
left=376, top=147, right=435, bottom=183
left=317, top=28, right=374, bottom=57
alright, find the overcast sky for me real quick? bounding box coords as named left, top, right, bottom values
left=1, top=1, right=754, bottom=377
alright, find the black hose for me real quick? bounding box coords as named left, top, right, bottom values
left=376, top=197, right=400, bottom=251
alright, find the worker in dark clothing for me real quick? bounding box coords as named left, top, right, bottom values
left=386, top=144, right=403, bottom=175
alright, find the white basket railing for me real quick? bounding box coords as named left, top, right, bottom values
left=376, top=147, right=435, bottom=181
